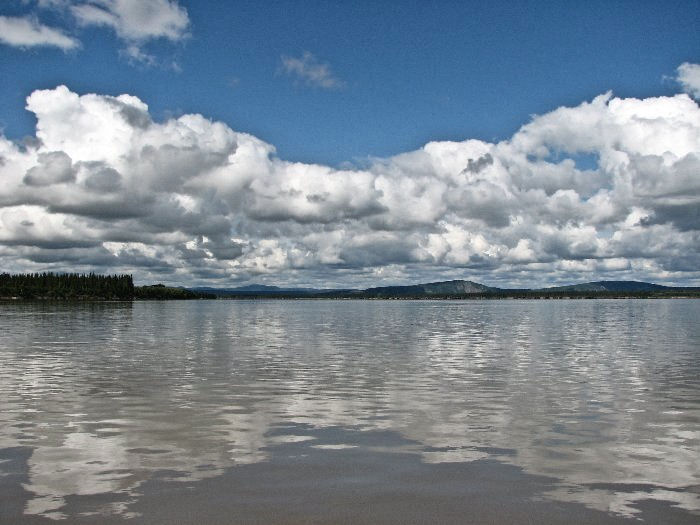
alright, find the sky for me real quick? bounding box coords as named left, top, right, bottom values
left=0, top=0, right=699, bottom=288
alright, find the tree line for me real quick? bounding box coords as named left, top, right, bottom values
left=0, top=273, right=217, bottom=300
left=0, top=272, right=134, bottom=299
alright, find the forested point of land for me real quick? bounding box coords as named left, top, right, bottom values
left=0, top=272, right=134, bottom=300
left=134, top=284, right=216, bottom=300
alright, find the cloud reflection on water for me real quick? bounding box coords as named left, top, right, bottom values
left=0, top=300, right=699, bottom=520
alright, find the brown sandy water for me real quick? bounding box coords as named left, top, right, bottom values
left=1, top=299, right=699, bottom=523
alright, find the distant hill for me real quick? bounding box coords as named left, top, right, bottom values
left=229, top=284, right=283, bottom=292
left=540, top=281, right=672, bottom=292
left=191, top=284, right=333, bottom=297
left=360, top=279, right=498, bottom=297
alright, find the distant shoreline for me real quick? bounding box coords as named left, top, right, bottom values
left=2, top=273, right=699, bottom=301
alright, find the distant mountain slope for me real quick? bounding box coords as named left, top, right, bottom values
left=361, top=280, right=498, bottom=297
left=191, top=284, right=334, bottom=296
left=541, top=281, right=671, bottom=292
left=227, top=284, right=285, bottom=292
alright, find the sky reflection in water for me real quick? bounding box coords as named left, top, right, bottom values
left=0, top=299, right=699, bottom=521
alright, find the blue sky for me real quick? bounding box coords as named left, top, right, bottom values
left=1, top=1, right=698, bottom=166
left=0, top=1, right=699, bottom=287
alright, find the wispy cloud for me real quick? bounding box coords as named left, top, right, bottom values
left=70, top=0, right=190, bottom=42
left=280, top=51, right=344, bottom=89
left=120, top=44, right=157, bottom=66
left=0, top=15, right=79, bottom=50
left=2, top=1, right=190, bottom=67
left=676, top=62, right=700, bottom=99
left=70, top=0, right=190, bottom=67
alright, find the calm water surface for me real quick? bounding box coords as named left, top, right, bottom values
left=1, top=300, right=699, bottom=523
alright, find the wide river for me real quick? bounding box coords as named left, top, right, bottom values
left=1, top=299, right=699, bottom=524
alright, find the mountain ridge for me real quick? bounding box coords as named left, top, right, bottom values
left=189, top=279, right=700, bottom=298
left=538, top=281, right=673, bottom=292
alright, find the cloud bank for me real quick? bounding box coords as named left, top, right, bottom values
left=0, top=79, right=699, bottom=287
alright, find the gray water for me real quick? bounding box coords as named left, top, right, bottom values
left=1, top=299, right=699, bottom=523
